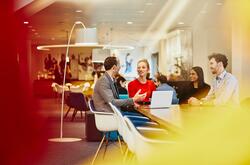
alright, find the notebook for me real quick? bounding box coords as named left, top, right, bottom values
left=147, top=91, right=173, bottom=109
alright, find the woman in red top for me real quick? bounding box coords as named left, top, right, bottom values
left=128, top=59, right=156, bottom=103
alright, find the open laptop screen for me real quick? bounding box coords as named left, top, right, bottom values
left=149, top=91, right=173, bottom=109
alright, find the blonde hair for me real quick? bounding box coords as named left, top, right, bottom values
left=137, top=59, right=150, bottom=69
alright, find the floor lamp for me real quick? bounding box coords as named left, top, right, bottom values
left=48, top=21, right=95, bottom=142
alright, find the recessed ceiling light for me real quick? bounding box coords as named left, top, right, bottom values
left=51, top=37, right=55, bottom=40
left=216, top=2, right=223, bottom=6
left=178, top=22, right=184, bottom=25
left=146, top=2, right=153, bottom=6
left=24, top=21, right=29, bottom=24
left=75, top=10, right=82, bottom=13
left=34, top=32, right=39, bottom=35
left=127, top=21, right=133, bottom=24
left=31, top=29, right=36, bottom=32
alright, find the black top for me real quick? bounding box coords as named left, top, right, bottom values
left=117, top=86, right=128, bottom=94
left=181, top=83, right=210, bottom=103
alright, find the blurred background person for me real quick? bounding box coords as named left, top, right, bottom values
left=116, top=75, right=128, bottom=94
left=155, top=74, right=179, bottom=104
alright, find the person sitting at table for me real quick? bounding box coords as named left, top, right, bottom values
left=93, top=56, right=146, bottom=112
left=115, top=75, right=128, bottom=94
left=128, top=59, right=156, bottom=104
left=188, top=53, right=239, bottom=106
left=190, top=66, right=210, bottom=97
left=155, top=74, right=179, bottom=104
left=182, top=66, right=210, bottom=103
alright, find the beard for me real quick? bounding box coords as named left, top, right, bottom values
left=210, top=68, right=217, bottom=74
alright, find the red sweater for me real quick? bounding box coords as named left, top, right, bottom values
left=128, top=79, right=156, bottom=102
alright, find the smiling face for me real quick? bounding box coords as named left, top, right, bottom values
left=190, top=69, right=198, bottom=82
left=137, top=61, right=149, bottom=78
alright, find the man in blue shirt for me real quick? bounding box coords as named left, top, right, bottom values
left=155, top=74, right=179, bottom=104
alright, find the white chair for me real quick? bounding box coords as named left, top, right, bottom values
left=108, top=103, right=159, bottom=143
left=88, top=99, right=122, bottom=165
left=54, top=83, right=69, bottom=94
left=124, top=116, right=177, bottom=163
left=82, top=82, right=91, bottom=91
left=69, top=85, right=82, bottom=93
left=109, top=103, right=166, bottom=163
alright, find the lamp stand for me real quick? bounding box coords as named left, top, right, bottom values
left=48, top=21, right=86, bottom=142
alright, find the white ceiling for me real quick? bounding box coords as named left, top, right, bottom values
left=18, top=0, right=227, bottom=48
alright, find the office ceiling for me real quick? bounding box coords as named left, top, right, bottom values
left=17, top=0, right=227, bottom=48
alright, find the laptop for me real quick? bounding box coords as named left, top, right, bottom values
left=145, top=91, right=173, bottom=109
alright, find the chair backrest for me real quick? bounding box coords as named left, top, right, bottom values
left=70, top=85, right=82, bottom=93
left=88, top=99, right=118, bottom=132
left=51, top=82, right=58, bottom=92
left=123, top=116, right=176, bottom=162
left=55, top=84, right=69, bottom=94
left=68, top=92, right=88, bottom=111
left=109, top=103, right=126, bottom=137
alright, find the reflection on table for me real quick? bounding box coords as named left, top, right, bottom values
left=137, top=104, right=235, bottom=134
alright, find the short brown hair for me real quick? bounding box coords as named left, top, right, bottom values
left=104, top=57, right=118, bottom=70
left=208, top=53, right=228, bottom=68
left=156, top=74, right=168, bottom=84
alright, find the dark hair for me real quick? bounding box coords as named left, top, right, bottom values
left=191, top=66, right=205, bottom=88
left=208, top=53, right=228, bottom=68
left=156, top=74, right=168, bottom=84
left=116, top=76, right=126, bottom=87
left=104, top=57, right=118, bottom=70
left=116, top=76, right=126, bottom=83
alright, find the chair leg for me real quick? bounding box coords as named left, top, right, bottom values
left=91, top=134, right=106, bottom=165
left=117, top=134, right=123, bottom=154
left=64, top=107, right=71, bottom=118
left=123, top=147, right=129, bottom=163
left=81, top=111, right=83, bottom=119
left=103, top=132, right=109, bottom=159
left=71, top=109, right=77, bottom=122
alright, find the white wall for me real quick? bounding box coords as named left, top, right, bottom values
left=232, top=22, right=250, bottom=100
left=114, top=47, right=145, bottom=80
left=192, top=26, right=232, bottom=83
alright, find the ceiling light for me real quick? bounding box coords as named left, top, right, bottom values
left=24, top=21, right=29, bottom=24
left=31, top=29, right=36, bottom=32
left=75, top=10, right=82, bottom=13
left=37, top=44, right=134, bottom=51
left=146, top=2, right=153, bottom=6
left=34, top=32, right=39, bottom=35
left=51, top=37, right=55, bottom=40
left=127, top=21, right=133, bottom=25
left=28, top=25, right=32, bottom=28
left=216, top=2, right=223, bottom=6
left=178, top=22, right=184, bottom=25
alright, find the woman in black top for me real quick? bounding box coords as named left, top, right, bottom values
left=188, top=66, right=210, bottom=99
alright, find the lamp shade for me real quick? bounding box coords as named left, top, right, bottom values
left=75, top=28, right=98, bottom=45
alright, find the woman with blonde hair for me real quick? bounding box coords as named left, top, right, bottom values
left=128, top=59, right=156, bottom=104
